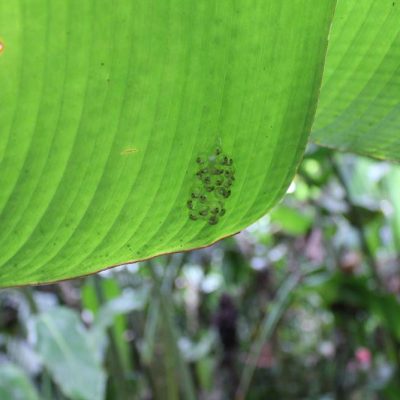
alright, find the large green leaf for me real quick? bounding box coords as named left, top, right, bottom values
left=0, top=1, right=335, bottom=286
left=32, top=307, right=106, bottom=400
left=0, top=362, right=39, bottom=400
left=312, top=0, right=400, bottom=161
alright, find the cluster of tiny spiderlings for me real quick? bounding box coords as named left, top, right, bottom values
left=187, top=146, right=235, bottom=225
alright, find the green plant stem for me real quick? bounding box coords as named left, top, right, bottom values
left=329, top=157, right=382, bottom=286
left=92, top=276, right=132, bottom=400
left=20, top=288, right=60, bottom=399
left=235, top=272, right=301, bottom=400
left=21, top=287, right=39, bottom=314
left=40, top=368, right=53, bottom=400
left=148, top=263, right=197, bottom=400
left=330, top=156, right=400, bottom=377
left=159, top=303, right=180, bottom=400
left=141, top=298, right=160, bottom=365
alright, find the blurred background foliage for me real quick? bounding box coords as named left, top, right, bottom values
left=1, top=147, right=400, bottom=400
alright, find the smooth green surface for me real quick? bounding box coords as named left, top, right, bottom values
left=33, top=307, right=106, bottom=400
left=0, top=363, right=39, bottom=400
left=0, top=1, right=335, bottom=286
left=312, top=0, right=400, bottom=161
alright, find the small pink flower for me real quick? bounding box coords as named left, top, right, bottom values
left=355, top=347, right=371, bottom=370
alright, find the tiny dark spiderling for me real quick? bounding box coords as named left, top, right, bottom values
left=208, top=215, right=218, bottom=225
left=196, top=156, right=206, bottom=164
left=199, top=208, right=209, bottom=217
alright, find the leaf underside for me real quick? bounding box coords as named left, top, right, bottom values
left=0, top=1, right=335, bottom=286
left=312, top=0, right=400, bottom=162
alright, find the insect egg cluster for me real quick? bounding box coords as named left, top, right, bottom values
left=187, top=146, right=235, bottom=225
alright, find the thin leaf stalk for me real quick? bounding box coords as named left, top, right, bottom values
left=92, top=276, right=133, bottom=400
left=235, top=272, right=301, bottom=400
left=148, top=262, right=197, bottom=400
